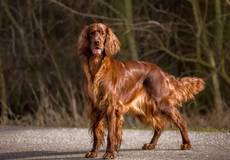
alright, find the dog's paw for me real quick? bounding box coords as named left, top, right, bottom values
left=142, top=143, right=155, bottom=150
left=115, top=143, right=121, bottom=152
left=181, top=143, right=192, bottom=150
left=103, top=151, right=116, bottom=159
left=85, top=151, right=98, bottom=158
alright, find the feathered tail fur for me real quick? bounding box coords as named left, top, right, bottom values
left=166, top=74, right=205, bottom=107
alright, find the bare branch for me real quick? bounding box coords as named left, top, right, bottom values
left=1, top=0, right=23, bottom=34
left=2, top=0, right=31, bottom=64
left=160, top=46, right=213, bottom=69
left=98, top=0, right=125, bottom=20
left=220, top=61, right=230, bottom=85
left=226, top=0, right=230, bottom=5
left=49, top=0, right=123, bottom=22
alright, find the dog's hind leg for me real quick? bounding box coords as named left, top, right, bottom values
left=159, top=100, right=191, bottom=150
left=142, top=120, right=166, bottom=150
left=169, top=109, right=191, bottom=150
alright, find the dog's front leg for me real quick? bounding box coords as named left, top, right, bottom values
left=103, top=106, right=116, bottom=159
left=85, top=110, right=104, bottom=158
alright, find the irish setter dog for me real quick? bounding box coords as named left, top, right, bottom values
left=77, top=23, right=205, bottom=159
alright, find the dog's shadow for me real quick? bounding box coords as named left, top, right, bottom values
left=0, top=148, right=180, bottom=160
left=0, top=150, right=87, bottom=160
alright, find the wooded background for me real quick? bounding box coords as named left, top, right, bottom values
left=0, top=0, right=229, bottom=129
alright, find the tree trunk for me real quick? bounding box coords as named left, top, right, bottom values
left=215, top=0, right=223, bottom=57
left=208, top=51, right=223, bottom=113
left=191, top=0, right=223, bottom=113
left=0, top=59, right=8, bottom=124
left=213, top=0, right=224, bottom=113
left=124, top=0, right=138, bottom=60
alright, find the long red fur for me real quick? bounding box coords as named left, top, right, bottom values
left=77, top=23, right=205, bottom=159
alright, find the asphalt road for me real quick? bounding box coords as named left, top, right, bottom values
left=0, top=127, right=229, bottom=160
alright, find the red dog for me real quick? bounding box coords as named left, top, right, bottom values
left=77, top=23, right=205, bottom=159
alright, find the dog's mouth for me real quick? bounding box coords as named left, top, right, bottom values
left=92, top=47, right=103, bottom=55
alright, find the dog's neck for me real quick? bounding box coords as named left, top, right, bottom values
left=88, top=54, right=104, bottom=79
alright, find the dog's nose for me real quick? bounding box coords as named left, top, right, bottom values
left=95, top=40, right=99, bottom=45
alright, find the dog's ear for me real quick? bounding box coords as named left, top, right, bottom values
left=76, top=25, right=89, bottom=56
left=105, top=27, right=120, bottom=56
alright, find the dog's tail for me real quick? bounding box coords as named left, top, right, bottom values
left=166, top=74, right=205, bottom=106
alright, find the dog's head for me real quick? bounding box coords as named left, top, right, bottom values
left=77, top=23, right=120, bottom=58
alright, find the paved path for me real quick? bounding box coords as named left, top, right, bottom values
left=0, top=127, right=229, bottom=160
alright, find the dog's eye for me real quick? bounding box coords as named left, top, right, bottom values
left=90, top=31, right=95, bottom=36
left=101, top=31, right=105, bottom=35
